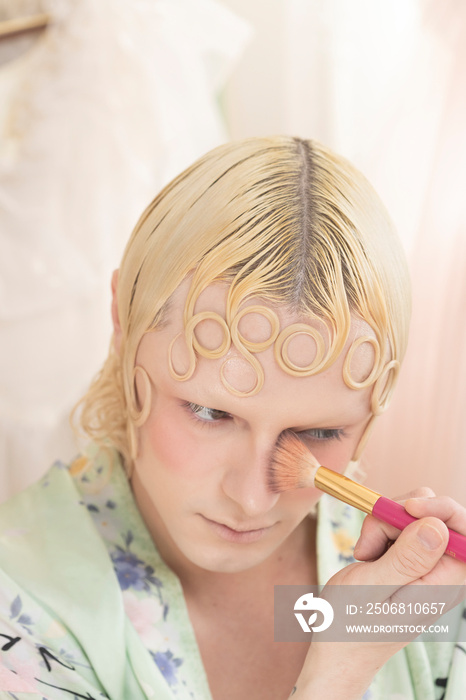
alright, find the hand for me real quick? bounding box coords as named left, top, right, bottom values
left=353, top=487, right=466, bottom=587
left=291, top=488, right=466, bottom=700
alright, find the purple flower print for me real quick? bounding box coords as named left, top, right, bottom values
left=9, top=595, right=34, bottom=635
left=111, top=551, right=149, bottom=590
left=110, top=531, right=163, bottom=593
left=151, top=650, right=183, bottom=686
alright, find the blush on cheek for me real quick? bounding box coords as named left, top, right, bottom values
left=281, top=485, right=322, bottom=516
left=142, top=412, right=212, bottom=479
left=308, top=441, right=354, bottom=475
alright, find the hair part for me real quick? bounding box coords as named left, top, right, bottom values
left=74, top=136, right=411, bottom=468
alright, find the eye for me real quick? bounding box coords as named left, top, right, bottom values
left=184, top=402, right=232, bottom=424
left=299, top=428, right=346, bottom=442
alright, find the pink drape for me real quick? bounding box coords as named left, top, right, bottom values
left=364, top=0, right=466, bottom=501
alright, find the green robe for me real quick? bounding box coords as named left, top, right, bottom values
left=0, top=444, right=464, bottom=699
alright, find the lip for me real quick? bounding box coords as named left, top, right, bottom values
left=200, top=515, right=274, bottom=544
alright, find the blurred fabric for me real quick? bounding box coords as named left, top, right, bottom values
left=0, top=0, right=250, bottom=499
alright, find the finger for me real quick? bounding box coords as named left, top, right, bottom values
left=354, top=491, right=459, bottom=562
left=367, top=517, right=449, bottom=587
left=354, top=514, right=402, bottom=561
left=405, top=496, right=466, bottom=534
left=390, top=486, right=436, bottom=502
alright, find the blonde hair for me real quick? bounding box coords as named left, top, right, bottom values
left=76, top=136, right=411, bottom=467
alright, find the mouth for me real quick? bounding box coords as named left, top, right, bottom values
left=200, top=515, right=274, bottom=544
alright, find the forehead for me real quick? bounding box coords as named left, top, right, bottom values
left=138, top=279, right=376, bottom=423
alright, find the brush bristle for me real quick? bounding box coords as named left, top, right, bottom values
left=267, top=431, right=320, bottom=493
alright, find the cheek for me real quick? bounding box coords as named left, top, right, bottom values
left=308, top=440, right=355, bottom=474
left=278, top=484, right=323, bottom=521
left=140, top=409, right=218, bottom=480
left=293, top=485, right=322, bottom=508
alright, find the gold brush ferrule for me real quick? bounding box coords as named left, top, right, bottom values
left=315, top=467, right=381, bottom=514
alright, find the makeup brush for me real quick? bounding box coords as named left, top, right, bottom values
left=268, top=431, right=466, bottom=563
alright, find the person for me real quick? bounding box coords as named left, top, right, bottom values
left=0, top=136, right=465, bottom=700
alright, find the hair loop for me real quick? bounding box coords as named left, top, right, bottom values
left=168, top=312, right=231, bottom=382
left=343, top=336, right=381, bottom=390
left=220, top=354, right=264, bottom=397
left=127, top=365, right=152, bottom=464
left=351, top=415, right=377, bottom=462
left=168, top=332, right=197, bottom=382
left=128, top=422, right=138, bottom=466
left=188, top=311, right=231, bottom=359
left=128, top=366, right=152, bottom=427
left=370, top=359, right=400, bottom=415
left=230, top=305, right=280, bottom=353
left=274, top=324, right=326, bottom=376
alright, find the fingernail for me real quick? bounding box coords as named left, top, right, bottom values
left=417, top=523, right=443, bottom=550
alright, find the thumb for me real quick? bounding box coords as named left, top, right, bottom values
left=371, top=517, right=449, bottom=585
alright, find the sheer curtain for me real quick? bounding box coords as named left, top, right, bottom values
left=0, top=0, right=250, bottom=500
left=361, top=1, right=466, bottom=499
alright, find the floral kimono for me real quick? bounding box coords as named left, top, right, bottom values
left=0, top=445, right=464, bottom=699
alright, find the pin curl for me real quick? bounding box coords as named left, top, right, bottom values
left=167, top=300, right=398, bottom=415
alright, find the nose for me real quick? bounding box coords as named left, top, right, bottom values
left=220, top=436, right=280, bottom=518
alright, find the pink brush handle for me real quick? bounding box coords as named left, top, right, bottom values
left=372, top=496, right=466, bottom=563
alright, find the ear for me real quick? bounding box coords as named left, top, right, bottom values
left=111, top=269, right=122, bottom=355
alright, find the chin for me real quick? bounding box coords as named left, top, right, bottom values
left=183, top=542, right=278, bottom=575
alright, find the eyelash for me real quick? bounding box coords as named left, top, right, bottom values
left=182, top=402, right=346, bottom=441
left=299, top=428, right=346, bottom=442
left=182, top=402, right=232, bottom=426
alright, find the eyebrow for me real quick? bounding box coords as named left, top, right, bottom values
left=172, top=385, right=234, bottom=412
left=172, top=384, right=370, bottom=430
